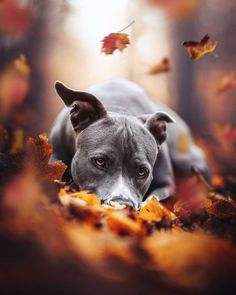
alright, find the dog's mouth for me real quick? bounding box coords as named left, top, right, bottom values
left=103, top=197, right=140, bottom=210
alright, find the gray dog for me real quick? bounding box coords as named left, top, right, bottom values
left=50, top=79, right=209, bottom=210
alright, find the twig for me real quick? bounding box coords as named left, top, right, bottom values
left=118, top=20, right=135, bottom=33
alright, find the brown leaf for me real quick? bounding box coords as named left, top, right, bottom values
left=182, top=34, right=217, bottom=60
left=206, top=198, right=236, bottom=220
left=27, top=134, right=67, bottom=182
left=148, top=58, right=170, bottom=75
left=216, top=72, right=236, bottom=95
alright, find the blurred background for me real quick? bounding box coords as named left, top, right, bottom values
left=0, top=0, right=236, bottom=177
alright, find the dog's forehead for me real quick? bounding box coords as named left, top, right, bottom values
left=77, top=115, right=157, bottom=162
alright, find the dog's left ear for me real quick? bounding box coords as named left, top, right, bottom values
left=139, top=112, right=175, bottom=145
left=55, top=81, right=107, bottom=132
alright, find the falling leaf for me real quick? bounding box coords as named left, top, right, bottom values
left=13, top=54, right=31, bottom=77
left=139, top=197, right=173, bottom=222
left=148, top=58, right=170, bottom=75
left=27, top=134, right=67, bottom=182
left=216, top=72, right=236, bottom=95
left=182, top=34, right=217, bottom=60
left=101, top=21, right=134, bottom=55
left=101, top=33, right=130, bottom=55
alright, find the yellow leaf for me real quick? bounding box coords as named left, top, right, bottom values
left=139, top=197, right=172, bottom=222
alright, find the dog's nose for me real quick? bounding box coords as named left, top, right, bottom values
left=108, top=196, right=135, bottom=208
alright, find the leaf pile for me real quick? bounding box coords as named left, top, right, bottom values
left=1, top=135, right=236, bottom=295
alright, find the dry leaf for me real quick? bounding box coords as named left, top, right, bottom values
left=139, top=197, right=173, bottom=222
left=59, top=189, right=101, bottom=207
left=107, top=212, right=146, bottom=236
left=182, top=34, right=217, bottom=60
left=101, top=33, right=130, bottom=55
left=216, top=72, right=236, bottom=95
left=206, top=198, right=236, bottom=220
left=148, top=58, right=170, bottom=75
left=101, top=21, right=134, bottom=55
left=27, top=134, right=67, bottom=182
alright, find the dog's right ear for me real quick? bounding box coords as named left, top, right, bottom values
left=55, top=81, right=107, bottom=132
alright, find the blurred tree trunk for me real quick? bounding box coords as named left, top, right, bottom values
left=170, top=18, right=207, bottom=133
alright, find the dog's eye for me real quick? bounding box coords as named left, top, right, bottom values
left=137, top=167, right=149, bottom=178
left=94, top=158, right=106, bottom=168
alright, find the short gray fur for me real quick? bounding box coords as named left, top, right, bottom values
left=49, top=79, right=210, bottom=210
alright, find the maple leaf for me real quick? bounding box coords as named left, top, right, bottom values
left=101, top=33, right=130, bottom=55
left=27, top=134, right=67, bottom=182
left=101, top=21, right=134, bottom=55
left=216, top=72, right=236, bottom=95
left=148, top=58, right=170, bottom=75
left=182, top=34, right=217, bottom=60
left=139, top=197, right=173, bottom=222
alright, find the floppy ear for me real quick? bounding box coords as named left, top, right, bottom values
left=55, top=81, right=107, bottom=132
left=139, top=112, right=175, bottom=145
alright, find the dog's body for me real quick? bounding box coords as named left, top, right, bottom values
left=50, top=79, right=209, bottom=209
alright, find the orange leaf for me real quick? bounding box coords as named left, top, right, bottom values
left=101, top=32, right=130, bottom=55
left=139, top=197, right=173, bottom=222
left=107, top=212, right=146, bottom=236
left=148, top=58, right=170, bottom=75
left=27, top=134, right=67, bottom=182
left=216, top=72, right=236, bottom=95
left=182, top=34, right=217, bottom=60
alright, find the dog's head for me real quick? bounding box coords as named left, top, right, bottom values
left=55, top=81, right=174, bottom=210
